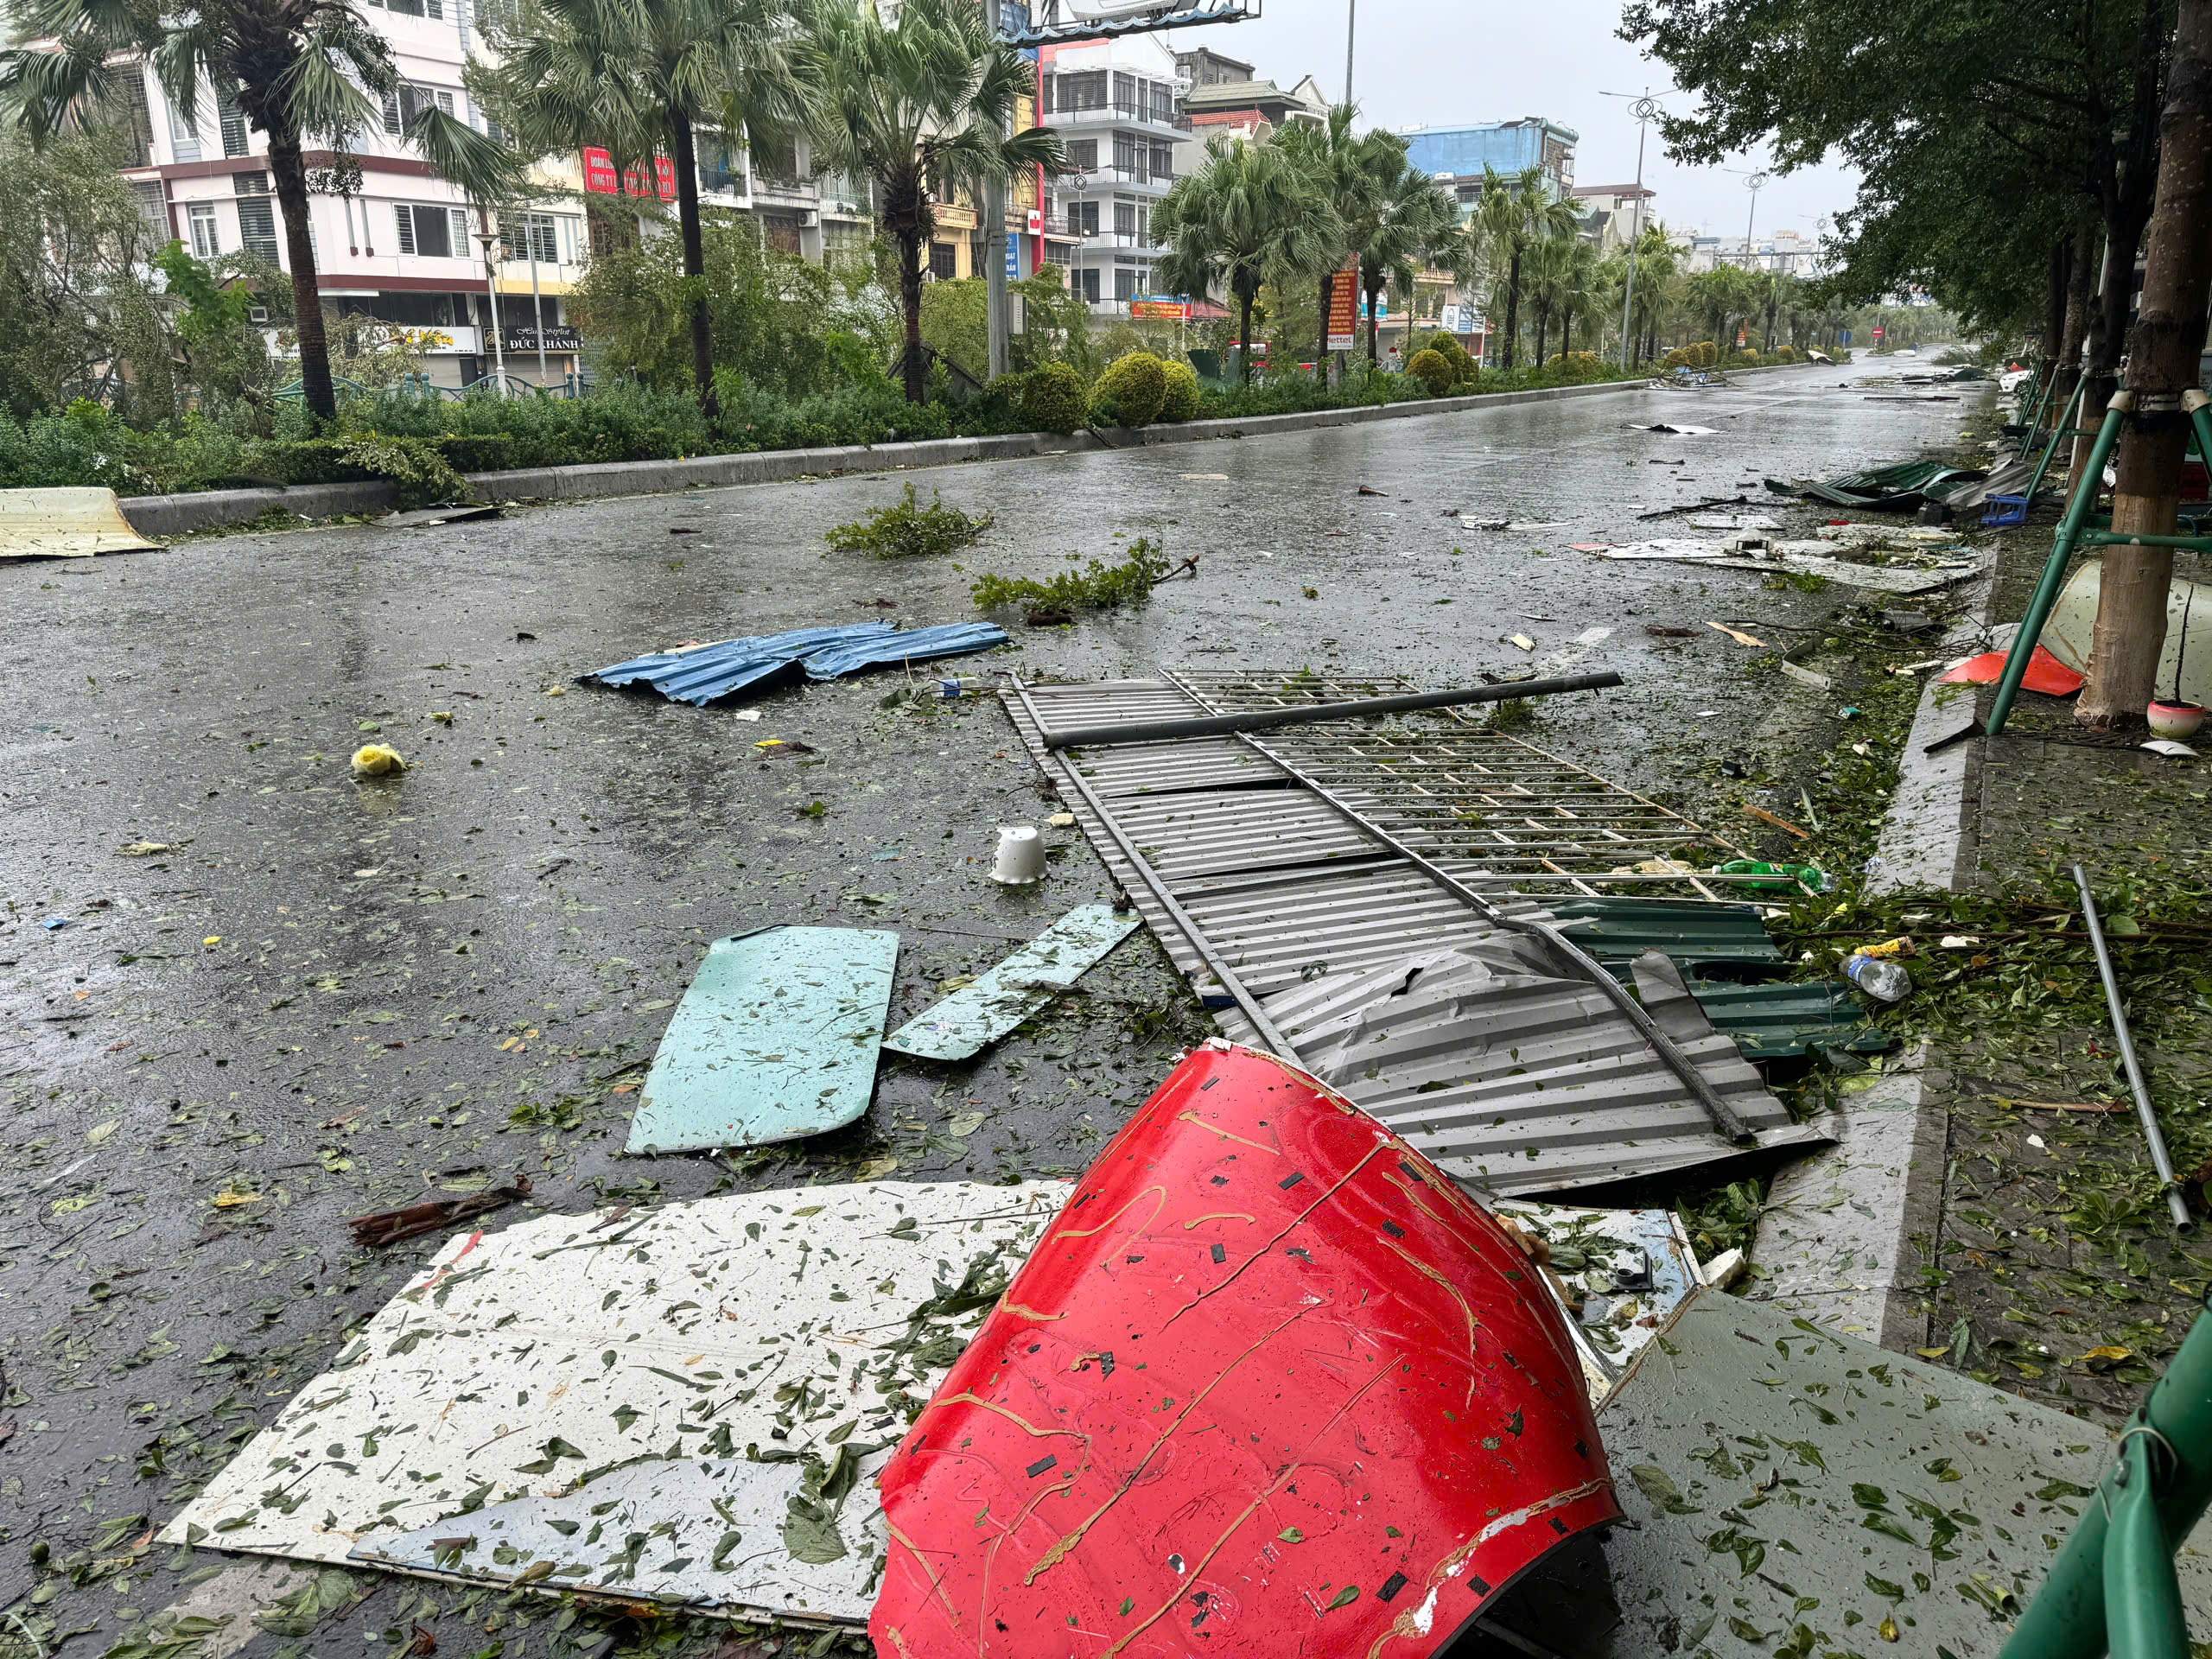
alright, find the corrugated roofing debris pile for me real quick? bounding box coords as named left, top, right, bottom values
left=166, top=665, right=2203, bottom=1656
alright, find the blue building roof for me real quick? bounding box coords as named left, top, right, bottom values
left=1398, top=118, right=1578, bottom=184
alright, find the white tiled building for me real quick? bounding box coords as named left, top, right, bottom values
left=1036, top=33, right=1185, bottom=314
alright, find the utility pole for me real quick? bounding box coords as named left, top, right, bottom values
left=474, top=211, right=508, bottom=397
left=2076, top=0, right=2212, bottom=727
left=983, top=1, right=1013, bottom=380
left=1738, top=169, right=1767, bottom=269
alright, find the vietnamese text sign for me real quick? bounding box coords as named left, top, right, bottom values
left=1325, top=262, right=1358, bottom=351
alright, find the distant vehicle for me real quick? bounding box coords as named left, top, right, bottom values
left=1896, top=346, right=1919, bottom=357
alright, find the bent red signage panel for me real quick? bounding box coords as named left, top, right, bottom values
left=581, top=147, right=675, bottom=201
left=874, top=1042, right=1618, bottom=1659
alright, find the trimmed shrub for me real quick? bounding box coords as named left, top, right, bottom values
left=1021, top=362, right=1087, bottom=434
left=435, top=434, right=516, bottom=474
left=253, top=439, right=372, bottom=486
left=1422, top=331, right=1476, bottom=380
left=1090, top=351, right=1167, bottom=428
left=1408, top=348, right=1454, bottom=395
left=1158, top=359, right=1201, bottom=423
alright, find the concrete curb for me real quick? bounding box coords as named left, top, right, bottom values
left=1749, top=550, right=2005, bottom=1354
left=119, top=362, right=1819, bottom=537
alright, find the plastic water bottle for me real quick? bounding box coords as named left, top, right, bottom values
left=1842, top=954, right=1910, bottom=1002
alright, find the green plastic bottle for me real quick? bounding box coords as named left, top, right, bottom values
left=1713, top=857, right=1830, bottom=893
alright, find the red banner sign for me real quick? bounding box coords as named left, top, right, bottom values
left=1325, top=261, right=1358, bottom=351
left=581, top=148, right=676, bottom=201
left=1129, top=297, right=1188, bottom=320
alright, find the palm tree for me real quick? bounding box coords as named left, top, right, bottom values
left=3, top=0, right=518, bottom=422
left=1522, top=233, right=1568, bottom=365
left=1493, top=163, right=1578, bottom=370
left=798, top=0, right=1058, bottom=404
left=1155, top=134, right=1341, bottom=385
left=479, top=0, right=798, bottom=420
left=1554, top=237, right=1598, bottom=357
left=1356, top=149, right=1456, bottom=365
left=1276, top=103, right=1375, bottom=370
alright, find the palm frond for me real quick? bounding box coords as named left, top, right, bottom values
left=407, top=102, right=527, bottom=200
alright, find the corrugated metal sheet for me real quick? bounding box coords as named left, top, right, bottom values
left=1671, top=977, right=1887, bottom=1058
left=1004, top=676, right=1829, bottom=1195
left=584, top=622, right=1007, bottom=707
left=1548, top=895, right=1785, bottom=972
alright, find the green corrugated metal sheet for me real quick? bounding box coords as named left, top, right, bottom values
left=1547, top=897, right=1886, bottom=1058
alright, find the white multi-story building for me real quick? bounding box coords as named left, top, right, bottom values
left=92, top=2, right=878, bottom=390
left=1037, top=33, right=1185, bottom=314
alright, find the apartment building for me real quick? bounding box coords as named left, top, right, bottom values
left=1401, top=118, right=1580, bottom=215
left=1037, top=33, right=1185, bottom=313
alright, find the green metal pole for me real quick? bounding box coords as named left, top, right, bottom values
left=2024, top=359, right=2058, bottom=441
left=1985, top=392, right=2129, bottom=740
left=2022, top=374, right=2089, bottom=511
left=2103, top=1435, right=2189, bottom=1659
left=1999, top=1293, right=2212, bottom=1659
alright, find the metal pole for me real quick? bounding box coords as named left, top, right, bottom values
left=1343, top=0, right=1355, bottom=108
left=1040, top=671, right=1624, bottom=747
left=1998, top=1291, right=2212, bottom=1659
left=476, top=215, right=507, bottom=398
left=1618, top=99, right=1651, bottom=369
left=1984, top=394, right=2127, bottom=738
left=529, top=218, right=547, bottom=385
left=2072, top=863, right=2195, bottom=1230
left=985, top=171, right=1010, bottom=378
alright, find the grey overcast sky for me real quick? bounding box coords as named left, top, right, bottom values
left=1164, top=0, right=1860, bottom=244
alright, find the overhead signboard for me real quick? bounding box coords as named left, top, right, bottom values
left=503, top=325, right=582, bottom=353
left=1129, top=296, right=1188, bottom=320
left=581, top=148, right=675, bottom=202
left=1325, top=261, right=1358, bottom=352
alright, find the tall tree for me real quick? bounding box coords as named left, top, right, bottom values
left=480, top=0, right=798, bottom=421
left=2080, top=0, right=2212, bottom=726
left=3, top=0, right=518, bottom=423
left=1553, top=235, right=1599, bottom=356
left=1155, top=133, right=1341, bottom=385
left=1277, top=102, right=1376, bottom=369
left=1356, top=150, right=1457, bottom=364
left=1624, top=0, right=2174, bottom=474
left=798, top=0, right=1057, bottom=404
left=1491, top=163, right=1578, bottom=369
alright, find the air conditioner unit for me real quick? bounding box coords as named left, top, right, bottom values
left=250, top=306, right=270, bottom=323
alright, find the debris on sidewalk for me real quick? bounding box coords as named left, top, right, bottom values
left=1707, top=622, right=1765, bottom=647
left=584, top=621, right=1008, bottom=708
left=1588, top=539, right=1986, bottom=595
left=0, top=486, right=162, bottom=559
left=1496, top=1199, right=1705, bottom=1397
left=1599, top=1288, right=2212, bottom=1652
left=377, top=504, right=502, bottom=528
left=624, top=925, right=899, bottom=1154
left=350, top=742, right=407, bottom=776
left=1630, top=421, right=1716, bottom=435
left=348, top=1176, right=532, bottom=1247
left=1936, top=645, right=2083, bottom=695
left=2038, top=557, right=2212, bottom=706
left=872, top=1042, right=1622, bottom=1658
left=1764, top=459, right=1985, bottom=511
left=162, top=1180, right=1069, bottom=1626
left=881, top=903, right=1141, bottom=1061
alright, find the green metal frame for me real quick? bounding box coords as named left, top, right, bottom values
left=1984, top=390, right=2212, bottom=738
left=1999, top=1293, right=2212, bottom=1658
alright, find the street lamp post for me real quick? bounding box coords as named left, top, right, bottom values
left=1738, top=169, right=1768, bottom=269
left=1600, top=88, right=1667, bottom=370
left=1344, top=0, right=1355, bottom=108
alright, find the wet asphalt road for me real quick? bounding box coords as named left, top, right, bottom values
left=0, top=365, right=1979, bottom=1656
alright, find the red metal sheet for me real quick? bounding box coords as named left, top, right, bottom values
left=873, top=1041, right=1619, bottom=1659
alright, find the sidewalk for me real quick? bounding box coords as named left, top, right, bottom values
left=1897, top=522, right=2212, bottom=1420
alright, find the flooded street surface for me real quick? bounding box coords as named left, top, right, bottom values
left=0, top=366, right=1977, bottom=1653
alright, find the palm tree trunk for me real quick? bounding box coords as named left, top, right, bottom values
left=1238, top=289, right=1255, bottom=385
left=668, top=116, right=718, bottom=421
left=1533, top=308, right=1548, bottom=365
left=1365, top=277, right=1382, bottom=365
left=899, top=229, right=926, bottom=404
left=1317, top=272, right=1332, bottom=371
left=264, top=124, right=334, bottom=424
left=1561, top=302, right=1573, bottom=356
left=1502, top=245, right=1522, bottom=368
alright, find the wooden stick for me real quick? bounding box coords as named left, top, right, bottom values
left=1741, top=802, right=1812, bottom=839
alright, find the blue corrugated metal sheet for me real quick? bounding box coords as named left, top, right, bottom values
left=1400, top=119, right=1576, bottom=182
left=798, top=620, right=1010, bottom=681
left=584, top=621, right=1007, bottom=707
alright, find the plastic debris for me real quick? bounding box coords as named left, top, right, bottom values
left=0, top=486, right=161, bottom=560
left=1842, top=954, right=1911, bottom=1001
left=882, top=904, right=1141, bottom=1061
left=584, top=621, right=1009, bottom=708
left=1937, top=645, right=2083, bottom=696
left=351, top=743, right=407, bottom=776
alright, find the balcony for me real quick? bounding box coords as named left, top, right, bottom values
left=1047, top=104, right=1190, bottom=136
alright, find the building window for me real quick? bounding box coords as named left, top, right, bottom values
left=823, top=220, right=868, bottom=266
left=369, top=0, right=447, bottom=18
left=396, top=203, right=470, bottom=259
left=132, top=180, right=167, bottom=241
left=382, top=82, right=454, bottom=134
left=1056, top=71, right=1106, bottom=112
left=168, top=98, right=200, bottom=163
left=501, top=211, right=561, bottom=264
left=750, top=135, right=804, bottom=189
left=1112, top=131, right=1135, bottom=175
left=1115, top=266, right=1138, bottom=302
left=234, top=173, right=280, bottom=263
left=1149, top=141, right=1173, bottom=179
left=1064, top=137, right=1096, bottom=171
left=927, top=240, right=957, bottom=280
left=1147, top=81, right=1176, bottom=124
left=761, top=212, right=803, bottom=255
left=1065, top=199, right=1097, bottom=236
left=1044, top=240, right=1072, bottom=268
left=1111, top=72, right=1138, bottom=117
left=215, top=81, right=249, bottom=157
left=1113, top=199, right=1135, bottom=238
left=1077, top=266, right=1100, bottom=302
left=102, top=66, right=155, bottom=167
left=188, top=201, right=220, bottom=258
